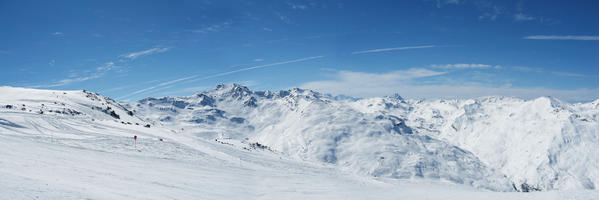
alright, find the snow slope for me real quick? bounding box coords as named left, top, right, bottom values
left=1, top=85, right=598, bottom=199
left=0, top=86, right=147, bottom=128
left=4, top=131, right=595, bottom=200
left=408, top=96, right=599, bottom=191
left=129, top=84, right=599, bottom=192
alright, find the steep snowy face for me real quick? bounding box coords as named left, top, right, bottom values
left=409, top=96, right=599, bottom=191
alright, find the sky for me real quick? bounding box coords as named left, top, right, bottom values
left=1, top=0, right=598, bottom=102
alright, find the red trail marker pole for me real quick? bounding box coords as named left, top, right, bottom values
left=134, top=135, right=137, bottom=148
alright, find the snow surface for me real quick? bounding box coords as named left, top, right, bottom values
left=1, top=85, right=598, bottom=199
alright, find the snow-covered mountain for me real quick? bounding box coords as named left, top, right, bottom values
left=1, top=85, right=598, bottom=199
left=409, top=96, right=599, bottom=191
left=0, top=86, right=148, bottom=126
left=127, top=84, right=599, bottom=192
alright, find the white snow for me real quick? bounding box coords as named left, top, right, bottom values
left=1, top=85, right=598, bottom=199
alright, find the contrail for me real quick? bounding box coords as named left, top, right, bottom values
left=185, top=55, right=325, bottom=83
left=524, top=35, right=599, bottom=41
left=118, top=55, right=324, bottom=100
left=351, top=45, right=435, bottom=54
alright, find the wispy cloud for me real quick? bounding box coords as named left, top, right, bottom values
left=435, top=0, right=462, bottom=8
left=188, top=56, right=324, bottom=82
left=288, top=2, right=308, bottom=10
left=514, top=13, right=535, bottom=21
left=122, top=47, right=171, bottom=60
left=431, top=0, right=503, bottom=21
left=118, top=56, right=325, bottom=99
left=301, top=68, right=446, bottom=97
left=51, top=32, right=63, bottom=36
left=96, top=61, right=118, bottom=71
left=32, top=45, right=168, bottom=89
left=99, top=86, right=129, bottom=94
left=31, top=62, right=119, bottom=88
left=118, top=75, right=199, bottom=99
left=191, top=22, right=231, bottom=33
left=300, top=69, right=599, bottom=102
left=273, top=11, right=291, bottom=24
left=478, top=5, right=503, bottom=21
left=352, top=45, right=436, bottom=55
left=432, top=0, right=542, bottom=23
left=551, top=71, right=587, bottom=77
left=431, top=63, right=499, bottom=69
left=510, top=66, right=543, bottom=73
left=154, top=86, right=213, bottom=97
left=32, top=74, right=102, bottom=88
left=524, top=35, right=599, bottom=41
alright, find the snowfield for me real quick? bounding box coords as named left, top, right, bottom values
left=1, top=85, right=598, bottom=199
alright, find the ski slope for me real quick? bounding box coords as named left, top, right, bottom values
left=1, top=86, right=598, bottom=199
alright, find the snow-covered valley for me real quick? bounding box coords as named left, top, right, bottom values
left=1, top=85, right=598, bottom=199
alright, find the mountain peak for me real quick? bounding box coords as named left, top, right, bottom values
left=210, top=83, right=253, bottom=99
left=215, top=83, right=249, bottom=91
left=288, top=87, right=324, bottom=99
left=384, top=93, right=404, bottom=101
left=531, top=96, right=567, bottom=110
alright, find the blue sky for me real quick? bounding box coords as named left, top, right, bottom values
left=1, top=0, right=598, bottom=102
